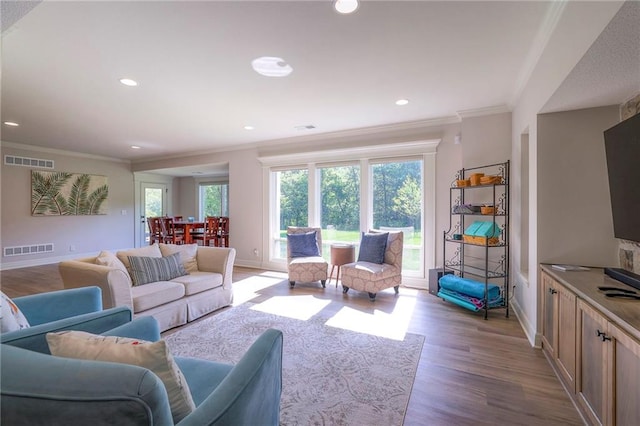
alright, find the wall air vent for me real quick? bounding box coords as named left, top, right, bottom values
left=4, top=243, right=54, bottom=257
left=4, top=155, right=54, bottom=169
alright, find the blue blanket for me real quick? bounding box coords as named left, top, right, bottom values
left=438, top=274, right=501, bottom=300
left=437, top=288, right=504, bottom=312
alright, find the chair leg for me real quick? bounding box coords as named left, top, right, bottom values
left=320, top=280, right=326, bottom=288
left=289, top=281, right=295, bottom=288
left=342, top=286, right=349, bottom=294
left=394, top=285, right=400, bottom=294
left=368, top=292, right=377, bottom=301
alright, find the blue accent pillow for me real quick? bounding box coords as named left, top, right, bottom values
left=287, top=231, right=320, bottom=258
left=357, top=232, right=389, bottom=264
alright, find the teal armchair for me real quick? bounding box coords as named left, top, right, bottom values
left=1, top=315, right=284, bottom=426
left=1, top=286, right=132, bottom=353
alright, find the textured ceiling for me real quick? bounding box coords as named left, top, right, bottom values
left=1, top=1, right=637, bottom=165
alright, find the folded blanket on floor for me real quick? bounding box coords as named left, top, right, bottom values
left=438, top=274, right=501, bottom=300
left=437, top=288, right=504, bottom=312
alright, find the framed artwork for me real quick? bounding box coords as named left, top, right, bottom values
left=31, top=171, right=109, bottom=216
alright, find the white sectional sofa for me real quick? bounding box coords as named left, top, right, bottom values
left=59, top=243, right=235, bottom=332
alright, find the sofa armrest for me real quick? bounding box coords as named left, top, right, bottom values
left=58, top=260, right=133, bottom=310
left=178, top=329, right=283, bottom=426
left=0, top=344, right=173, bottom=426
left=196, top=247, right=236, bottom=290
left=102, top=316, right=161, bottom=342
left=14, top=286, right=103, bottom=325
left=1, top=306, right=132, bottom=354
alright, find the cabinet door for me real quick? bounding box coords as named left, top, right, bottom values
left=609, top=324, right=640, bottom=425
left=556, top=284, right=577, bottom=392
left=577, top=300, right=608, bottom=426
left=541, top=272, right=557, bottom=357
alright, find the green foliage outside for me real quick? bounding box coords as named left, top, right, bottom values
left=279, top=170, right=308, bottom=228
left=202, top=184, right=228, bottom=217
left=145, top=188, right=163, bottom=218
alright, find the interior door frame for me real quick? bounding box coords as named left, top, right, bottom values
left=134, top=172, right=173, bottom=247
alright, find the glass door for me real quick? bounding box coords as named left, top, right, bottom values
left=141, top=183, right=166, bottom=244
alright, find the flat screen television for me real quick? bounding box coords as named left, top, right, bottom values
left=604, top=112, right=640, bottom=243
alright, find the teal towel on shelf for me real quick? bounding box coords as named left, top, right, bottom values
left=438, top=274, right=501, bottom=300
left=437, top=288, right=504, bottom=312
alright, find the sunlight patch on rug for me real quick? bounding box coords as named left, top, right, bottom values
left=164, top=303, right=424, bottom=426
left=325, top=295, right=417, bottom=341
left=251, top=295, right=331, bottom=320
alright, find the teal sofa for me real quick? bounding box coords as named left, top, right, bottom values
left=1, top=286, right=133, bottom=353
left=1, top=315, right=284, bottom=426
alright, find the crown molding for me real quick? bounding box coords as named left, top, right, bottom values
left=510, top=0, right=568, bottom=107
left=456, top=104, right=511, bottom=119
left=0, top=140, right=130, bottom=164
left=257, top=139, right=441, bottom=168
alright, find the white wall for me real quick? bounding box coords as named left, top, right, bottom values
left=510, top=1, right=624, bottom=345
left=537, top=106, right=619, bottom=266
left=1, top=143, right=135, bottom=269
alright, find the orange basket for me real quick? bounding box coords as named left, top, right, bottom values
left=480, top=175, right=502, bottom=185
left=469, top=173, right=484, bottom=186
left=481, top=206, right=495, bottom=215
left=456, top=179, right=470, bottom=187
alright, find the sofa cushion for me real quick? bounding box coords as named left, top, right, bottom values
left=128, top=253, right=188, bottom=286
left=357, top=232, right=389, bottom=264
left=46, top=330, right=196, bottom=423
left=171, top=271, right=223, bottom=296
left=131, top=281, right=185, bottom=312
left=1, top=291, right=30, bottom=332
left=160, top=243, right=198, bottom=273
left=117, top=243, right=162, bottom=274
left=287, top=231, right=320, bottom=257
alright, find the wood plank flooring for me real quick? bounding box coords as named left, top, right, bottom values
left=1, top=264, right=585, bottom=425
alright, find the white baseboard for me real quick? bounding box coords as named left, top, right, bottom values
left=510, top=297, right=539, bottom=348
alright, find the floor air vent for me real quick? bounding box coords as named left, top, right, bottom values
left=4, top=244, right=54, bottom=257
left=4, top=155, right=54, bottom=169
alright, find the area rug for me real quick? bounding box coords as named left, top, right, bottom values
left=164, top=303, right=424, bottom=425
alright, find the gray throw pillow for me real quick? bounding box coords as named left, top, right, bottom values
left=357, top=232, right=389, bottom=264
left=287, top=231, right=320, bottom=258
left=128, top=253, right=188, bottom=286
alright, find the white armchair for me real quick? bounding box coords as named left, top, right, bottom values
left=341, top=230, right=403, bottom=301
left=286, top=227, right=328, bottom=288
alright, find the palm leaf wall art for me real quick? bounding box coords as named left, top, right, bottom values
left=31, top=171, right=109, bottom=216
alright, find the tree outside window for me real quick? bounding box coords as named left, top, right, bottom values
left=199, top=183, right=228, bottom=218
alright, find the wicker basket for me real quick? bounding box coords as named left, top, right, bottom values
left=463, top=235, right=500, bottom=245
left=469, top=173, right=484, bottom=186
left=480, top=206, right=495, bottom=215
left=479, top=175, right=502, bottom=185
left=456, top=179, right=470, bottom=187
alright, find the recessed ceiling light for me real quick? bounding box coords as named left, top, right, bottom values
left=120, top=78, right=138, bottom=87
left=251, top=57, right=293, bottom=77
left=130, top=145, right=141, bottom=149
left=395, top=99, right=409, bottom=106
left=244, top=125, right=255, bottom=130
left=334, top=0, right=359, bottom=14
left=3, top=121, right=19, bottom=127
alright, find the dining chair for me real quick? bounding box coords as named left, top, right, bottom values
left=161, top=217, right=185, bottom=245
left=193, top=216, right=220, bottom=247
left=217, top=216, right=230, bottom=247
left=147, top=217, right=164, bottom=245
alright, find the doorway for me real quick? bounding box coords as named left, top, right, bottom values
left=140, top=183, right=167, bottom=245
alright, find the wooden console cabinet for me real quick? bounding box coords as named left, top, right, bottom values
left=540, top=265, right=640, bottom=426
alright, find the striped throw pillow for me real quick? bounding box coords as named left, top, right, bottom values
left=128, top=253, right=188, bottom=286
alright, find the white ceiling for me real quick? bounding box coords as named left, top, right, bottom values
left=1, top=1, right=638, bottom=167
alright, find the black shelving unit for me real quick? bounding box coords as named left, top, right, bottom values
left=442, top=161, right=510, bottom=319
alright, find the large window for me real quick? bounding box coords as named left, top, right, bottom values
left=371, top=160, right=423, bottom=273
left=274, top=169, right=308, bottom=258
left=270, top=158, right=424, bottom=277
left=199, top=183, right=228, bottom=219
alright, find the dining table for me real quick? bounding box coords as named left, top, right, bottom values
left=173, top=220, right=205, bottom=244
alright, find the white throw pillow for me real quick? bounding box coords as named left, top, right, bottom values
left=46, top=330, right=195, bottom=423
left=95, top=250, right=132, bottom=285
left=159, top=243, right=198, bottom=273
left=117, top=244, right=162, bottom=273
left=1, top=291, right=30, bottom=333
